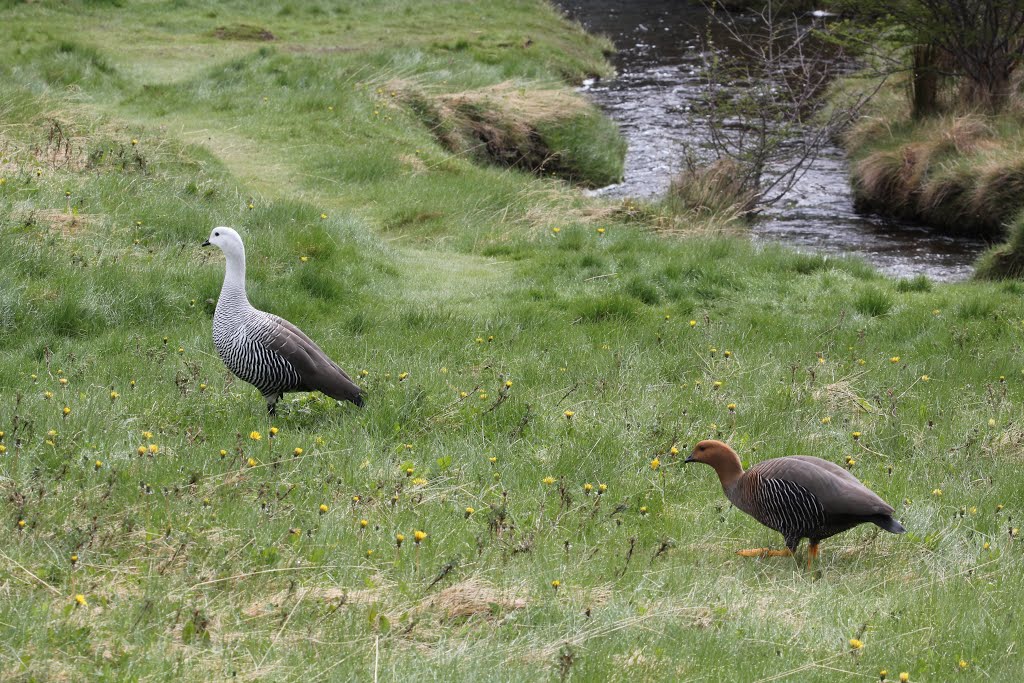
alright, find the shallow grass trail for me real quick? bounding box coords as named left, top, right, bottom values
left=1, top=1, right=1024, bottom=681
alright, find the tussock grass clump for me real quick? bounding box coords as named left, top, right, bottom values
left=974, top=211, right=1024, bottom=279
left=664, top=158, right=754, bottom=224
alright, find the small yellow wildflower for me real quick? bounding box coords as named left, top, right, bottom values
left=137, top=446, right=147, bottom=455
left=921, top=375, right=929, bottom=382
left=958, top=659, right=968, bottom=670
left=650, top=458, right=661, bottom=470
left=148, top=444, right=158, bottom=454
left=932, top=488, right=942, bottom=497
left=505, top=380, right=513, bottom=388
left=70, top=554, right=78, bottom=565
left=293, top=447, right=303, bottom=456
left=552, top=227, right=561, bottom=234
left=479, top=393, right=488, bottom=400
left=360, top=519, right=369, bottom=528
left=250, top=431, right=261, bottom=441
left=583, top=483, right=593, bottom=493
left=988, top=418, right=996, bottom=427
left=142, top=431, right=153, bottom=440
left=18, top=519, right=26, bottom=529
left=727, top=403, right=736, bottom=412
left=411, top=477, right=427, bottom=485
left=177, top=347, right=184, bottom=354
left=709, top=347, right=717, bottom=355
left=62, top=406, right=71, bottom=416
left=414, top=530, right=427, bottom=543
left=543, top=476, right=556, bottom=485
left=398, top=372, right=409, bottom=381
left=320, top=213, right=327, bottom=219
left=689, top=320, right=696, bottom=327
left=360, top=369, right=369, bottom=377
left=475, top=337, right=484, bottom=343
left=269, top=427, right=279, bottom=436
left=94, top=460, right=103, bottom=470
left=75, top=594, right=87, bottom=607
left=849, top=638, right=863, bottom=650
left=405, top=467, right=414, bottom=477
left=220, top=449, right=228, bottom=457
left=319, top=504, right=329, bottom=514
left=713, top=381, right=723, bottom=389
left=0, top=445, right=5, bottom=454
left=551, top=579, right=561, bottom=589
left=857, top=358, right=866, bottom=366
left=598, top=483, right=607, bottom=494
left=899, top=673, right=909, bottom=683
left=639, top=506, right=648, bottom=515
left=247, top=458, right=257, bottom=467
left=59, top=377, right=68, bottom=386
left=366, top=549, right=374, bottom=557
left=352, top=495, right=361, bottom=503
left=997, top=504, right=1004, bottom=512
left=984, top=541, right=991, bottom=550
left=890, top=356, right=900, bottom=363
left=395, top=533, right=405, bottom=547
left=564, top=410, right=575, bottom=419
left=879, top=671, right=888, bottom=681
left=852, top=431, right=861, bottom=440
left=724, top=350, right=732, bottom=358
left=110, top=391, right=119, bottom=400
left=464, top=507, right=475, bottom=517
left=459, top=391, right=468, bottom=398
left=597, top=227, right=605, bottom=235
left=821, top=416, right=831, bottom=424
left=489, top=456, right=497, bottom=464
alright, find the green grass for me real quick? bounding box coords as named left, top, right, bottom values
left=2, top=2, right=1024, bottom=681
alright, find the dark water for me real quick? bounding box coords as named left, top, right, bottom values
left=559, top=0, right=989, bottom=281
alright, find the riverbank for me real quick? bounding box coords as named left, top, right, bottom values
left=840, top=72, right=1024, bottom=276
left=2, top=2, right=1024, bottom=680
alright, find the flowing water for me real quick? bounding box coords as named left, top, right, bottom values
left=558, top=0, right=989, bottom=281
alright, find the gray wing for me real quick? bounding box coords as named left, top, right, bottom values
left=751, top=456, right=894, bottom=517
left=264, top=314, right=363, bottom=405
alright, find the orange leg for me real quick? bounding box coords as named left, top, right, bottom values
left=737, top=548, right=793, bottom=558
left=807, top=542, right=820, bottom=569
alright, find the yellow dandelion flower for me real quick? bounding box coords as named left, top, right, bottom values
left=142, top=431, right=153, bottom=440
left=664, top=314, right=671, bottom=321
left=505, top=380, right=513, bottom=388
left=890, top=356, right=900, bottom=363
left=414, top=530, right=427, bottom=543
left=670, top=446, right=679, bottom=455
left=932, top=488, right=942, bottom=496
left=479, top=393, right=488, bottom=400
left=551, top=579, right=561, bottom=589
left=857, top=358, right=866, bottom=366
left=320, top=213, right=327, bottom=219
left=997, top=504, right=1004, bottom=512
left=598, top=483, right=607, bottom=494
left=360, top=369, right=369, bottom=377
left=597, top=227, right=605, bottom=235
left=269, top=427, right=279, bottom=436
left=899, top=673, right=909, bottom=683
left=921, top=375, right=929, bottom=382
left=59, top=377, right=68, bottom=386
left=543, top=476, right=556, bottom=485
left=475, top=337, right=484, bottom=344
left=552, top=227, right=561, bottom=234
left=250, top=431, right=262, bottom=441
left=395, top=533, right=405, bottom=547
left=849, top=638, right=863, bottom=649
left=366, top=549, right=374, bottom=557
left=988, top=418, right=996, bottom=427
left=319, top=504, right=329, bottom=514
left=639, top=506, right=648, bottom=515
left=852, top=431, right=861, bottom=440
left=713, top=381, right=723, bottom=389
left=137, top=446, right=147, bottom=455
left=983, top=541, right=991, bottom=550
left=709, top=347, right=717, bottom=355
left=293, top=447, right=303, bottom=456
left=62, top=406, right=71, bottom=416
left=727, top=403, right=736, bottom=412
left=958, top=659, right=968, bottom=670
left=398, top=372, right=409, bottom=380
left=459, top=391, right=468, bottom=398
left=405, top=467, right=414, bottom=477
left=247, top=458, right=257, bottom=467
left=583, top=482, right=593, bottom=493
left=360, top=519, right=369, bottom=528
left=110, top=391, right=119, bottom=400
left=75, top=594, right=87, bottom=606
left=352, top=495, right=361, bottom=503
left=18, top=519, right=26, bottom=529
left=70, top=554, right=78, bottom=564
left=148, top=444, right=158, bottom=454
left=650, top=457, right=661, bottom=470
left=489, top=456, right=497, bottom=464
left=464, top=507, right=475, bottom=517
left=564, top=410, right=575, bottom=419
left=880, top=671, right=888, bottom=681
left=0, top=445, right=5, bottom=454
left=411, top=477, right=427, bottom=485
left=821, top=416, right=832, bottom=424
left=689, top=320, right=696, bottom=327
left=219, top=449, right=228, bottom=457
left=94, top=460, right=103, bottom=470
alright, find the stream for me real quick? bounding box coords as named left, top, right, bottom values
left=558, top=0, right=989, bottom=282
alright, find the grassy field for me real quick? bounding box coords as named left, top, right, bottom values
left=2, top=1, right=1024, bottom=681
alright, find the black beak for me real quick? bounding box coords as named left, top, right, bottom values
left=201, top=240, right=211, bottom=247
left=683, top=453, right=696, bottom=463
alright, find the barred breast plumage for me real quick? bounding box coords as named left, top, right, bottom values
left=687, top=440, right=905, bottom=568
left=204, top=226, right=364, bottom=414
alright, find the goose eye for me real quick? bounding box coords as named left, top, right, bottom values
left=214, top=232, right=220, bottom=237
